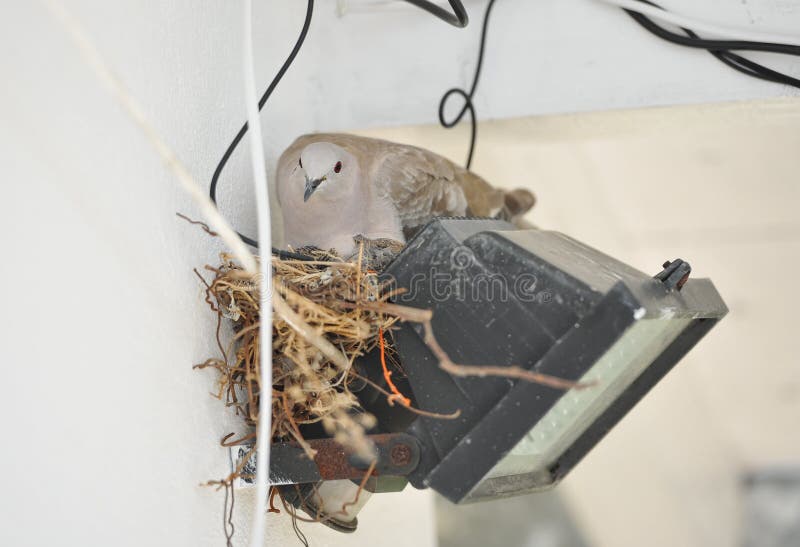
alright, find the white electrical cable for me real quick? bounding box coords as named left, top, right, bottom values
left=592, top=0, right=800, bottom=47
left=242, top=1, right=273, bottom=546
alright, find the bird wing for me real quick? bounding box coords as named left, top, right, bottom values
left=366, top=140, right=535, bottom=229
left=370, top=141, right=470, bottom=231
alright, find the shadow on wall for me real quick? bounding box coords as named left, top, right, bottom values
left=436, top=490, right=589, bottom=547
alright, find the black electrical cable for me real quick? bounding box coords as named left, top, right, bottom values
left=624, top=9, right=800, bottom=55
left=402, top=0, right=468, bottom=27
left=705, top=41, right=800, bottom=88
left=438, top=0, right=497, bottom=170
left=711, top=51, right=800, bottom=89
left=209, top=0, right=314, bottom=251
left=209, top=0, right=475, bottom=255
left=625, top=0, right=800, bottom=90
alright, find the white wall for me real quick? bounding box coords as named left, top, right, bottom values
left=0, top=1, right=798, bottom=546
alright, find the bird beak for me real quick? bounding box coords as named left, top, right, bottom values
left=303, top=176, right=323, bottom=202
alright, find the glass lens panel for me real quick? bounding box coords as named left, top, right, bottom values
left=466, top=317, right=691, bottom=501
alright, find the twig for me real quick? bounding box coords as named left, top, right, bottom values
left=348, top=370, right=461, bottom=420
left=272, top=286, right=351, bottom=370
left=339, top=300, right=433, bottom=323
left=338, top=458, right=377, bottom=517
left=176, top=212, right=219, bottom=236
left=221, top=432, right=257, bottom=447
left=268, top=487, right=281, bottom=514
left=421, top=321, right=595, bottom=390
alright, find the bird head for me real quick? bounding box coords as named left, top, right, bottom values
left=297, top=142, right=356, bottom=203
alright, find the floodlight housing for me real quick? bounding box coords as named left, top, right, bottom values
left=379, top=218, right=727, bottom=503
left=250, top=218, right=726, bottom=530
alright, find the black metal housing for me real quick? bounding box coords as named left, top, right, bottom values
left=379, top=219, right=728, bottom=503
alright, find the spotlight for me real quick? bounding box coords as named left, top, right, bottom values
left=238, top=218, right=727, bottom=531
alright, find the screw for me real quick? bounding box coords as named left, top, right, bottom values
left=390, top=443, right=412, bottom=467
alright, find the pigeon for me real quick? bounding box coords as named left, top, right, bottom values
left=276, top=133, right=535, bottom=261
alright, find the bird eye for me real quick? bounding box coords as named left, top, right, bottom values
left=334, top=161, right=342, bottom=173
left=298, top=157, right=303, bottom=168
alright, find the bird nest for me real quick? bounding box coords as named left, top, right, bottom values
left=194, top=244, right=415, bottom=478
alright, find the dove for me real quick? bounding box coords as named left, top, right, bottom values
left=275, top=133, right=535, bottom=259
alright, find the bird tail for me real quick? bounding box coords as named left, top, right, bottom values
left=498, top=188, right=536, bottom=226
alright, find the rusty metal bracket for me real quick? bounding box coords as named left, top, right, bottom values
left=234, top=432, right=421, bottom=486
